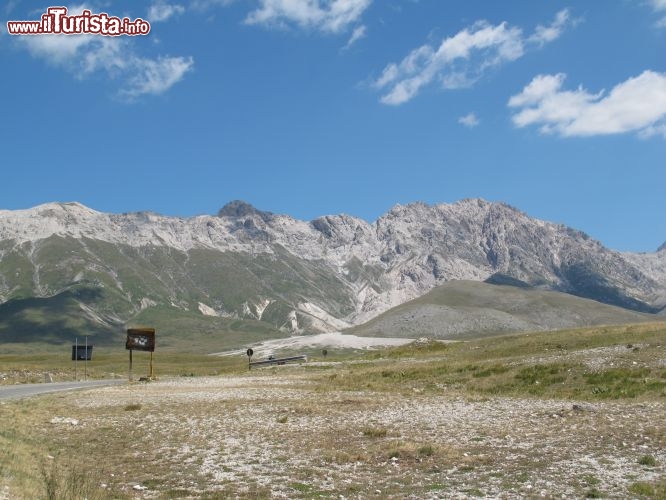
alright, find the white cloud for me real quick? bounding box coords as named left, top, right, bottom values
left=508, top=71, right=666, bottom=138
left=343, top=24, right=366, bottom=49
left=19, top=29, right=118, bottom=69
left=16, top=4, right=94, bottom=62
left=528, top=9, right=571, bottom=46
left=652, top=0, right=666, bottom=10
left=4, top=0, right=19, bottom=16
left=374, top=21, right=523, bottom=105
left=14, top=4, right=193, bottom=99
left=147, top=3, right=185, bottom=23
left=650, top=0, right=666, bottom=27
left=245, top=0, right=371, bottom=34
left=374, top=9, right=572, bottom=105
left=458, top=112, right=480, bottom=128
left=191, top=0, right=236, bottom=9
left=122, top=56, right=194, bottom=98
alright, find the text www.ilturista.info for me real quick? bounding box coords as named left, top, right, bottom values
left=7, top=7, right=150, bottom=36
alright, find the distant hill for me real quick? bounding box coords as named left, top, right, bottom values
left=346, top=280, right=655, bottom=340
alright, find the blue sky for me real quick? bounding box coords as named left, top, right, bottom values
left=1, top=1, right=665, bottom=252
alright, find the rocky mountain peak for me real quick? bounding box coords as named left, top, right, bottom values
left=217, top=200, right=274, bottom=222
left=658, top=241, right=666, bottom=253
left=34, top=201, right=100, bottom=217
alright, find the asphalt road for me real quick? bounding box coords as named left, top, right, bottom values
left=0, top=379, right=126, bottom=401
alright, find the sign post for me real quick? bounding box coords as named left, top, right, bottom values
left=72, top=339, right=93, bottom=380
left=126, top=328, right=156, bottom=381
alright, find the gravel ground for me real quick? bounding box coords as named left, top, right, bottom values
left=51, top=370, right=666, bottom=499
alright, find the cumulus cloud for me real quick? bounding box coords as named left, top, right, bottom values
left=245, top=0, right=371, bottom=34
left=14, top=4, right=193, bottom=99
left=508, top=71, right=666, bottom=138
left=147, top=3, right=185, bottom=23
left=373, top=9, right=572, bottom=105
left=458, top=112, right=480, bottom=128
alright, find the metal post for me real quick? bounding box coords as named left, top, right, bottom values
left=84, top=336, right=88, bottom=381
left=246, top=348, right=253, bottom=371
left=129, top=349, right=133, bottom=381
left=75, top=337, right=78, bottom=381
left=149, top=352, right=154, bottom=379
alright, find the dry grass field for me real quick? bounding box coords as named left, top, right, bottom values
left=1, top=322, right=665, bottom=499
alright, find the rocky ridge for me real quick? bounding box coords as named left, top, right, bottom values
left=0, top=199, right=664, bottom=336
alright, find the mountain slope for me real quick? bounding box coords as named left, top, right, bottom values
left=346, top=280, right=655, bottom=340
left=623, top=244, right=666, bottom=314
left=0, top=199, right=664, bottom=345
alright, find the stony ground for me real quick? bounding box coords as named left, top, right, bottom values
left=31, top=366, right=663, bottom=499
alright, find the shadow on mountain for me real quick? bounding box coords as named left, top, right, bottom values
left=559, top=263, right=660, bottom=314
left=485, top=267, right=659, bottom=314
left=0, top=286, right=122, bottom=346
left=484, top=273, right=532, bottom=289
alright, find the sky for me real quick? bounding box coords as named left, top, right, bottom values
left=1, top=1, right=665, bottom=253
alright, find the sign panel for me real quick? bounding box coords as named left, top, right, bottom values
left=71, top=345, right=93, bottom=361
left=126, top=328, right=156, bottom=352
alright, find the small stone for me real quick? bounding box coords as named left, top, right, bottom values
left=50, top=417, right=79, bottom=426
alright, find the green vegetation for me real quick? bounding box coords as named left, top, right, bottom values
left=0, top=350, right=247, bottom=384
left=638, top=455, right=657, bottom=467
left=129, top=305, right=287, bottom=353
left=362, top=427, right=388, bottom=438
left=318, top=322, right=666, bottom=401
left=628, top=480, right=666, bottom=498
left=0, top=236, right=360, bottom=350
left=40, top=457, right=108, bottom=500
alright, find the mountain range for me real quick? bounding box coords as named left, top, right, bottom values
left=0, top=199, right=664, bottom=349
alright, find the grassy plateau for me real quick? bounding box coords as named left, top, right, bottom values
left=0, top=322, right=665, bottom=499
